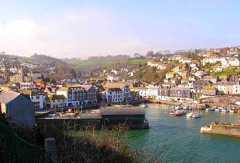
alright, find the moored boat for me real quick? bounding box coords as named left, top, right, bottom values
left=186, top=112, right=201, bottom=119
left=175, top=110, right=186, bottom=116
left=229, top=109, right=235, bottom=113
left=140, top=103, right=148, bottom=108
left=192, top=112, right=201, bottom=118
left=186, top=112, right=193, bottom=118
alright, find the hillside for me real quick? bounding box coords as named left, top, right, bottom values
left=0, top=53, right=76, bottom=80
left=66, top=55, right=147, bottom=71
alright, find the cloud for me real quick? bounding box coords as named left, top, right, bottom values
left=0, top=7, right=144, bottom=58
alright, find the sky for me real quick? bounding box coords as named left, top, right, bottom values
left=0, top=0, right=240, bottom=59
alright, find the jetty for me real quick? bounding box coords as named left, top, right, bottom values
left=200, top=122, right=240, bottom=138
left=37, top=107, right=149, bottom=130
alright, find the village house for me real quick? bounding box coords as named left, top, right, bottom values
left=0, top=90, right=35, bottom=128
left=48, top=94, right=67, bottom=111
left=107, top=74, right=119, bottom=82
left=21, top=89, right=47, bottom=111
left=201, top=85, right=217, bottom=96
left=19, top=82, right=35, bottom=90
left=137, top=86, right=159, bottom=99
left=103, top=82, right=132, bottom=104
left=56, top=84, right=98, bottom=109
left=216, top=82, right=240, bottom=95
left=147, top=61, right=166, bottom=70
left=169, top=87, right=193, bottom=99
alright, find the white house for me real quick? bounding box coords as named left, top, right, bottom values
left=104, top=85, right=131, bottom=104
left=216, top=82, right=240, bottom=95
left=147, top=61, right=166, bottom=70
left=137, top=86, right=159, bottom=98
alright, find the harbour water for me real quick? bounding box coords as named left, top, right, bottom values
left=127, top=104, right=240, bottom=163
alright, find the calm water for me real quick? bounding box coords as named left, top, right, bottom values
left=127, top=104, right=240, bottom=163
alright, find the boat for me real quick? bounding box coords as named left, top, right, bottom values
left=221, top=108, right=228, bottom=113
left=215, top=108, right=221, bottom=112
left=229, top=109, right=235, bottom=114
left=140, top=103, right=148, bottom=108
left=175, top=110, right=186, bottom=116
left=169, top=110, right=176, bottom=115
left=192, top=112, right=201, bottom=118
left=186, top=112, right=201, bottom=119
left=205, top=108, right=209, bottom=112
left=186, top=112, right=193, bottom=118
left=169, top=109, right=186, bottom=116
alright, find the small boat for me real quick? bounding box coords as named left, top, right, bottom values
left=205, top=108, right=209, bottom=112
left=169, top=110, right=176, bottom=115
left=140, top=103, right=148, bottom=108
left=221, top=109, right=228, bottom=113
left=192, top=112, right=201, bottom=118
left=175, top=110, right=186, bottom=116
left=209, top=108, right=215, bottom=111
left=186, top=112, right=193, bottom=118
left=215, top=107, right=222, bottom=112
left=186, top=112, right=201, bottom=119
left=229, top=109, right=235, bottom=114
left=215, top=108, right=220, bottom=112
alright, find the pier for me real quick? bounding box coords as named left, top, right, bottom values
left=36, top=108, right=149, bottom=130
left=200, top=122, right=240, bottom=138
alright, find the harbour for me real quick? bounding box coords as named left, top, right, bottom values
left=127, top=104, right=240, bottom=163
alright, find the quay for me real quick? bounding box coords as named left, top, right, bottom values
left=147, top=99, right=206, bottom=110
left=200, top=122, right=240, bottom=138
left=36, top=107, right=149, bottom=130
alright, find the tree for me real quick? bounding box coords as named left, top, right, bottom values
left=146, top=51, right=155, bottom=58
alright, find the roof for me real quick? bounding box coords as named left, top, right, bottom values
left=104, top=82, right=128, bottom=89
left=0, top=91, right=20, bottom=104
left=79, top=85, right=93, bottom=91
left=101, top=108, right=145, bottom=116
left=107, top=88, right=122, bottom=92
left=49, top=94, right=66, bottom=101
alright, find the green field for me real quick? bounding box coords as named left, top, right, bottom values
left=67, top=58, right=147, bottom=71
left=213, top=67, right=240, bottom=77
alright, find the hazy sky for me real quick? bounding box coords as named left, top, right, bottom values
left=0, top=0, right=240, bottom=58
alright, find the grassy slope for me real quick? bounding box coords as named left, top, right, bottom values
left=67, top=58, right=147, bottom=71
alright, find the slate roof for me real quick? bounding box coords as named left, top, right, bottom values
left=0, top=91, right=20, bottom=104
left=101, top=108, right=145, bottom=116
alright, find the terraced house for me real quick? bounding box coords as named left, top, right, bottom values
left=103, top=83, right=132, bottom=104
left=56, top=84, right=97, bottom=109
